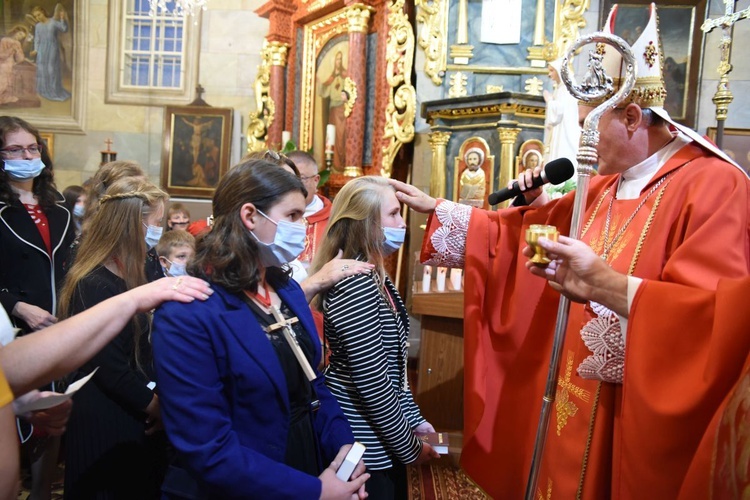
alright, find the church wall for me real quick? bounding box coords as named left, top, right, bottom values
left=48, top=0, right=269, bottom=193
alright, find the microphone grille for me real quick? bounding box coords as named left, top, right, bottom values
left=545, top=158, right=576, bottom=185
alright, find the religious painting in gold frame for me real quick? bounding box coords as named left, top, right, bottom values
left=299, top=8, right=350, bottom=174
left=453, top=137, right=494, bottom=210
left=515, top=139, right=544, bottom=177
left=39, top=132, right=54, bottom=162
left=707, top=127, right=750, bottom=173
left=161, top=105, right=232, bottom=199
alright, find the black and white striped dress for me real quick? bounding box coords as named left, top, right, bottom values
left=323, top=271, right=426, bottom=471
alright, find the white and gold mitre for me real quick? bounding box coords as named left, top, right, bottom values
left=590, top=3, right=667, bottom=108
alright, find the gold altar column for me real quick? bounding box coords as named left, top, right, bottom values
left=497, top=126, right=521, bottom=207
left=428, top=130, right=451, bottom=198
left=344, top=5, right=373, bottom=177
left=266, top=41, right=289, bottom=149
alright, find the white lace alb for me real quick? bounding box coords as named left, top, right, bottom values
left=425, top=201, right=472, bottom=268
left=577, top=302, right=625, bottom=383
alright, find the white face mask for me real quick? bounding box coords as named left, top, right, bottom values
left=250, top=210, right=306, bottom=267
left=382, top=226, right=406, bottom=256
left=143, top=223, right=163, bottom=249
left=3, top=158, right=45, bottom=181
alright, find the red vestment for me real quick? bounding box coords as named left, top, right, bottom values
left=422, top=142, right=750, bottom=498
left=300, top=196, right=332, bottom=339
left=299, top=196, right=332, bottom=268
left=630, top=277, right=750, bottom=499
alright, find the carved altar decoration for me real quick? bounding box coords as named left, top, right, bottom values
left=453, top=137, right=494, bottom=209
left=422, top=93, right=545, bottom=206
left=414, top=0, right=590, bottom=90
left=515, top=138, right=544, bottom=177
left=380, top=0, right=416, bottom=178
left=253, top=0, right=417, bottom=195
left=246, top=40, right=275, bottom=154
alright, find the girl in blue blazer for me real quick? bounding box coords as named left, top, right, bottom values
left=152, top=158, right=369, bottom=499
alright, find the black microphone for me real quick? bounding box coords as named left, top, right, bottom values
left=487, top=158, right=575, bottom=205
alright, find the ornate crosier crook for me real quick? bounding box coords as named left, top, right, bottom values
left=524, top=33, right=636, bottom=500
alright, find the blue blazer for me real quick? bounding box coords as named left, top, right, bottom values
left=152, top=278, right=354, bottom=499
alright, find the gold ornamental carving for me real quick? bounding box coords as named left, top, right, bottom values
left=415, top=0, right=448, bottom=85
left=300, top=8, right=350, bottom=150
left=266, top=41, right=289, bottom=67
left=247, top=41, right=275, bottom=154
left=428, top=130, right=451, bottom=198
left=550, top=0, right=590, bottom=62
left=343, top=77, right=358, bottom=117
left=346, top=4, right=373, bottom=33
left=381, top=0, right=417, bottom=177
left=448, top=72, right=468, bottom=98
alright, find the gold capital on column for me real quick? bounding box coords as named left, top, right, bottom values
left=266, top=41, right=290, bottom=67
left=346, top=4, right=373, bottom=33
left=428, top=131, right=451, bottom=199
left=497, top=127, right=521, bottom=207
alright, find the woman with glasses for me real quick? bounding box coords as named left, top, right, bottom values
left=152, top=158, right=369, bottom=499
left=0, top=115, right=75, bottom=500
left=58, top=176, right=170, bottom=499
left=311, top=176, right=439, bottom=500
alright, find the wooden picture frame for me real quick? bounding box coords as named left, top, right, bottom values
left=161, top=106, right=233, bottom=199
left=39, top=132, right=54, bottom=161
left=0, top=0, right=87, bottom=132
left=707, top=127, right=750, bottom=173
left=599, top=0, right=706, bottom=128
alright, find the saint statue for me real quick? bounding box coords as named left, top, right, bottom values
left=458, top=148, right=486, bottom=208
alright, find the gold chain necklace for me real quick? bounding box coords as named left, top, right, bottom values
left=599, top=173, right=672, bottom=260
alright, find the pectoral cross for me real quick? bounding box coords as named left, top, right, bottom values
left=701, top=0, right=750, bottom=148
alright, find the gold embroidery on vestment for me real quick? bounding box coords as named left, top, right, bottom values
left=555, top=351, right=591, bottom=435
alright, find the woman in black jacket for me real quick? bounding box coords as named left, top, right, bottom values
left=0, top=115, right=75, bottom=500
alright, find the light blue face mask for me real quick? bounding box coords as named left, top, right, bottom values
left=143, top=223, right=163, bottom=250
left=382, top=226, right=406, bottom=256
left=3, top=158, right=45, bottom=181
left=73, top=204, right=85, bottom=219
left=250, top=210, right=307, bottom=267
left=165, top=260, right=187, bottom=277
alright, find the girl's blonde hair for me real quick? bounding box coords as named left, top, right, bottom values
left=59, top=177, right=168, bottom=319
left=311, top=176, right=393, bottom=283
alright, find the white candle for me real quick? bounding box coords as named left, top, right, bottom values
left=422, top=265, right=432, bottom=293
left=450, top=268, right=463, bottom=290
left=281, top=131, right=291, bottom=146
left=436, top=267, right=447, bottom=292
left=325, top=124, right=336, bottom=151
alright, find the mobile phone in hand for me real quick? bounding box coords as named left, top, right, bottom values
left=336, top=442, right=366, bottom=481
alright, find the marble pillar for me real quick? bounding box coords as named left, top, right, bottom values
left=344, top=4, right=372, bottom=177
left=266, top=41, right=289, bottom=150
left=428, top=130, right=451, bottom=198
left=497, top=126, right=522, bottom=207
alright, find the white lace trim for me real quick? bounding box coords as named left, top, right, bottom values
left=426, top=201, right=471, bottom=268
left=577, top=302, right=625, bottom=384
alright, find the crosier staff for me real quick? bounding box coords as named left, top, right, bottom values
left=524, top=33, right=637, bottom=500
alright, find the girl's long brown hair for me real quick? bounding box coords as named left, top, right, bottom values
left=82, top=160, right=145, bottom=233
left=189, top=158, right=305, bottom=293
left=59, top=177, right=168, bottom=318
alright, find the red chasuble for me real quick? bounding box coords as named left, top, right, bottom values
left=422, top=143, right=750, bottom=498
left=299, top=196, right=332, bottom=267
left=629, top=277, right=750, bottom=499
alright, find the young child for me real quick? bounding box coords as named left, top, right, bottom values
left=156, top=230, right=195, bottom=277
left=167, top=203, right=191, bottom=231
